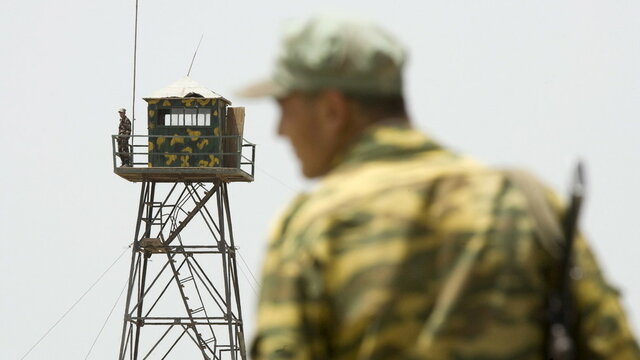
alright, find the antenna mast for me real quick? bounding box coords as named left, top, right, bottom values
left=187, top=33, right=204, bottom=76
left=131, top=0, right=139, bottom=139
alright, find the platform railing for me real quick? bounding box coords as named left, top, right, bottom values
left=112, top=134, right=255, bottom=178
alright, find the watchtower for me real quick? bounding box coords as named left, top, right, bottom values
left=112, top=76, right=253, bottom=360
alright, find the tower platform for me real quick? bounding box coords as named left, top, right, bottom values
left=112, top=134, right=255, bottom=183
left=114, top=166, right=253, bottom=183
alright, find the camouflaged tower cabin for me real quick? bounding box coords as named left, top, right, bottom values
left=144, top=76, right=244, bottom=169
left=113, top=76, right=253, bottom=183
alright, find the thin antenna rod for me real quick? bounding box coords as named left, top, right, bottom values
left=131, top=0, right=139, bottom=139
left=187, top=33, right=205, bottom=77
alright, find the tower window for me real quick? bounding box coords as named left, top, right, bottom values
left=157, top=107, right=212, bottom=127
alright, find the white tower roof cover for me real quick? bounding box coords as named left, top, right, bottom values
left=146, top=76, right=229, bottom=102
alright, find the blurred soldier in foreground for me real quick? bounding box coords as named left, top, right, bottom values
left=117, top=108, right=132, bottom=167
left=240, top=15, right=640, bottom=359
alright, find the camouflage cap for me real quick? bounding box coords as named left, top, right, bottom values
left=238, top=14, right=407, bottom=98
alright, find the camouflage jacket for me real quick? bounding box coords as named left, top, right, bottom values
left=252, top=124, right=639, bottom=360
left=119, top=116, right=131, bottom=137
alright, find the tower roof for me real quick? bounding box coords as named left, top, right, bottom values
left=145, top=76, right=230, bottom=102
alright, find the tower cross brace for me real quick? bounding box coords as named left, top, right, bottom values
left=118, top=181, right=247, bottom=360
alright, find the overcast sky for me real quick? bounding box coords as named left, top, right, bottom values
left=1, top=0, right=638, bottom=358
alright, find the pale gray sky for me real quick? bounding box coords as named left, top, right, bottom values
left=1, top=0, right=638, bottom=358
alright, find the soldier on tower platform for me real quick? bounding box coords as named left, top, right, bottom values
left=117, top=107, right=132, bottom=167
left=240, top=14, right=640, bottom=360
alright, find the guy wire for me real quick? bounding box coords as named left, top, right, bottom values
left=20, top=246, right=130, bottom=359
left=84, top=279, right=129, bottom=359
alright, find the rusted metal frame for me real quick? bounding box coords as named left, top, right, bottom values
left=190, top=256, right=229, bottom=314
left=163, top=182, right=219, bottom=246
left=160, top=325, right=190, bottom=360
left=189, top=255, right=229, bottom=313
left=229, top=266, right=241, bottom=323
left=129, top=184, right=187, bottom=359
left=188, top=186, right=223, bottom=245
left=210, top=337, right=221, bottom=360
left=184, top=254, right=218, bottom=340
left=223, top=182, right=247, bottom=360
left=225, top=263, right=240, bottom=324
left=125, top=254, right=143, bottom=319
left=146, top=182, right=179, bottom=231
left=115, top=134, right=250, bottom=170
left=129, top=326, right=134, bottom=360
left=173, top=250, right=222, bottom=254
left=167, top=242, right=219, bottom=356
left=133, top=150, right=240, bottom=156
left=244, top=143, right=256, bottom=177
left=119, top=180, right=247, bottom=359
left=220, top=344, right=244, bottom=359
left=188, top=182, right=223, bottom=237
left=120, top=318, right=133, bottom=360
left=164, top=248, right=210, bottom=358
left=143, top=182, right=156, bottom=238
left=119, top=182, right=151, bottom=360
left=236, top=324, right=247, bottom=359
left=136, top=241, right=144, bottom=300
left=128, top=253, right=171, bottom=316
left=213, top=349, right=223, bottom=360
left=120, top=134, right=239, bottom=139
left=236, top=135, right=242, bottom=160
left=186, top=322, right=218, bottom=358
left=175, top=184, right=198, bottom=215
left=129, top=258, right=171, bottom=315
left=185, top=182, right=222, bottom=245
left=112, top=135, right=134, bottom=167
left=192, top=182, right=209, bottom=191
left=112, top=136, right=118, bottom=169
left=133, top=252, right=150, bottom=359
left=178, top=183, right=207, bottom=219
left=131, top=317, right=235, bottom=324
left=171, top=220, right=185, bottom=247
left=158, top=183, right=206, bottom=245
left=171, top=245, right=220, bottom=249
left=153, top=184, right=189, bottom=240
left=181, top=323, right=218, bottom=358
left=182, top=326, right=207, bottom=354
left=138, top=246, right=223, bottom=254
left=220, top=348, right=229, bottom=358
left=142, top=257, right=188, bottom=317
left=220, top=347, right=240, bottom=359
left=223, top=183, right=246, bottom=328
left=165, top=246, right=223, bottom=254
left=145, top=182, right=165, bottom=229
left=141, top=324, right=175, bottom=360
left=130, top=144, right=146, bottom=167
left=217, top=187, right=237, bottom=360
left=240, top=138, right=256, bottom=159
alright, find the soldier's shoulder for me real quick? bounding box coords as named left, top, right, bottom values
left=290, top=155, right=498, bottom=228
left=267, top=193, right=311, bottom=246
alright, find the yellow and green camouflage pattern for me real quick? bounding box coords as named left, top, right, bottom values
left=145, top=97, right=224, bottom=167
left=252, top=124, right=640, bottom=360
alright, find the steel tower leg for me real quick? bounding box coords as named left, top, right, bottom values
left=118, top=181, right=247, bottom=359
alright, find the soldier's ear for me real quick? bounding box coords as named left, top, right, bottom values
left=317, top=89, right=349, bottom=134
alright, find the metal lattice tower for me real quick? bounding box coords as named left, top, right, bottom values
left=113, top=77, right=254, bottom=359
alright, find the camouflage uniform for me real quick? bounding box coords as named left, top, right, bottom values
left=252, top=123, right=640, bottom=359
left=117, top=115, right=132, bottom=166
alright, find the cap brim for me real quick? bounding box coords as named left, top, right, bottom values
left=236, top=79, right=288, bottom=99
